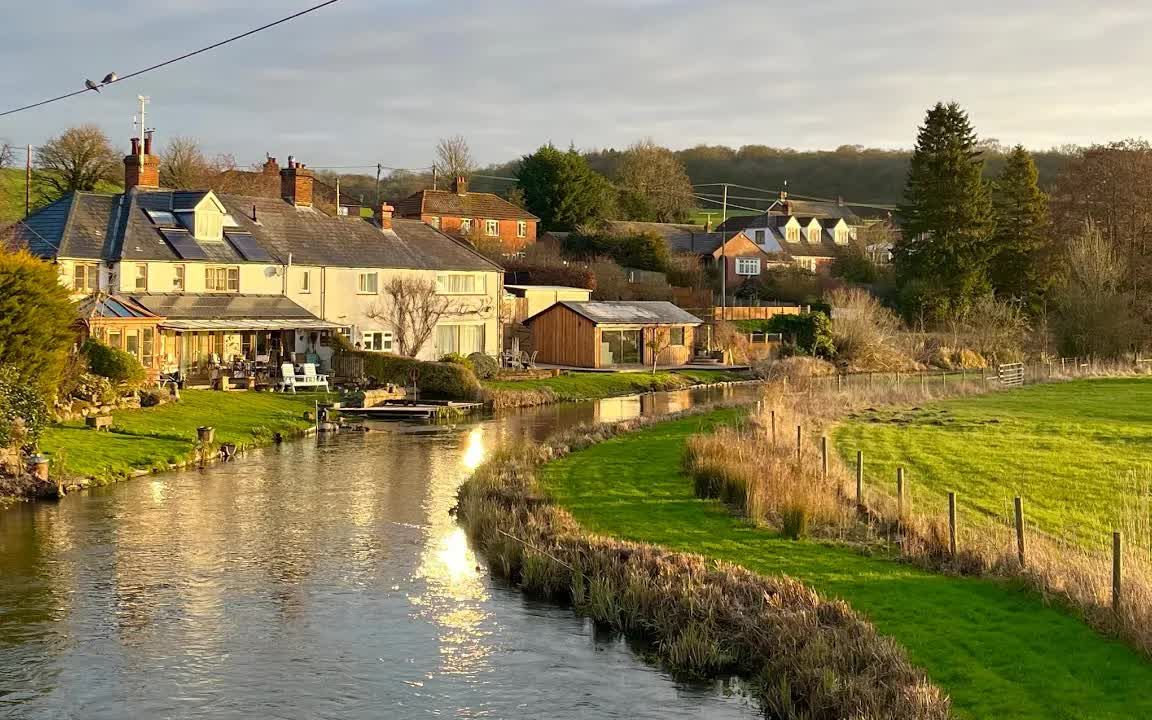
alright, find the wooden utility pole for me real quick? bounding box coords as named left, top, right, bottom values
left=24, top=144, right=31, bottom=218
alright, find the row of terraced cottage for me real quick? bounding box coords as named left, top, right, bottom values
left=11, top=134, right=882, bottom=380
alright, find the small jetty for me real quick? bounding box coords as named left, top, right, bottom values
left=340, top=400, right=484, bottom=420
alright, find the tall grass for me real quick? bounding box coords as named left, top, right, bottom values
left=682, top=363, right=1152, bottom=658
left=454, top=407, right=951, bottom=720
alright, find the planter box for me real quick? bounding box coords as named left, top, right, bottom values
left=85, top=415, right=113, bottom=431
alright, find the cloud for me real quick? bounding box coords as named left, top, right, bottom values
left=3, top=0, right=1151, bottom=166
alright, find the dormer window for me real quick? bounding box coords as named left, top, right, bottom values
left=808, top=227, right=821, bottom=243
left=786, top=227, right=800, bottom=243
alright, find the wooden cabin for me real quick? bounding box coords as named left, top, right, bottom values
left=524, top=301, right=702, bottom=369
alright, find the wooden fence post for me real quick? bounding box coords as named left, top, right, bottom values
left=896, top=467, right=905, bottom=516
left=948, top=492, right=958, bottom=556
left=921, top=372, right=926, bottom=394
left=837, top=374, right=842, bottom=392
left=796, top=424, right=802, bottom=464
left=1113, top=531, right=1123, bottom=613
left=855, top=450, right=864, bottom=507
left=821, top=435, right=828, bottom=480
left=942, top=371, right=947, bottom=390
left=1014, top=496, right=1025, bottom=567
left=770, top=410, right=777, bottom=443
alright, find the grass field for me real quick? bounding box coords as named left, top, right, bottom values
left=482, top=368, right=749, bottom=406
left=539, top=410, right=1152, bottom=720
left=688, top=206, right=762, bottom=226
left=39, top=390, right=330, bottom=483
left=835, top=378, right=1152, bottom=547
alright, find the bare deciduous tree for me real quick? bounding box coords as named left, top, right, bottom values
left=160, top=136, right=220, bottom=188
left=616, top=139, right=694, bottom=223
left=34, top=125, right=119, bottom=200
left=367, top=276, right=460, bottom=357
left=648, top=326, right=674, bottom=374
left=435, top=135, right=475, bottom=181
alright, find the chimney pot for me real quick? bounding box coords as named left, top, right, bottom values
left=379, top=203, right=395, bottom=230
left=143, top=130, right=153, bottom=156
left=130, top=137, right=140, bottom=155
left=453, top=175, right=468, bottom=195
left=124, top=135, right=159, bottom=190
left=280, top=158, right=314, bottom=207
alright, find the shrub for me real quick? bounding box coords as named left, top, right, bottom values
left=356, top=352, right=482, bottom=400
left=768, top=313, right=835, bottom=359
left=439, top=352, right=472, bottom=368
left=781, top=505, right=811, bottom=540
left=953, top=348, right=987, bottom=369
left=139, top=389, right=164, bottom=408
left=827, top=287, right=914, bottom=372
left=0, top=365, right=49, bottom=449
left=70, top=372, right=115, bottom=404
left=0, top=249, right=77, bottom=396
left=467, top=352, right=498, bottom=379
left=84, top=339, right=145, bottom=387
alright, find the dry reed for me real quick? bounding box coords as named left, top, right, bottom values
left=454, top=405, right=952, bottom=720
left=682, top=360, right=1152, bottom=658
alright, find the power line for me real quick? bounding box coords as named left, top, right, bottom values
left=0, top=0, right=344, bottom=118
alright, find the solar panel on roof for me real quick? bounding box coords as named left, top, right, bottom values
left=160, top=229, right=210, bottom=260
left=225, top=232, right=273, bottom=262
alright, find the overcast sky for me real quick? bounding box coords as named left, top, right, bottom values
left=2, top=0, right=1150, bottom=172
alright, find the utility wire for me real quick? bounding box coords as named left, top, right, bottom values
left=0, top=0, right=343, bottom=118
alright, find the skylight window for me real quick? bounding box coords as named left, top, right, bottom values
left=145, top=209, right=178, bottom=227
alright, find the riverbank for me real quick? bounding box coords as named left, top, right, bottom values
left=455, top=406, right=950, bottom=720
left=23, top=390, right=333, bottom=498
left=537, top=409, right=1152, bottom=720
left=481, top=368, right=752, bottom=409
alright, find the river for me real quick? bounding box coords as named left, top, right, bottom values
left=0, top=384, right=762, bottom=719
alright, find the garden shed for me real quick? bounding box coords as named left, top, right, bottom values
left=523, top=301, right=702, bottom=369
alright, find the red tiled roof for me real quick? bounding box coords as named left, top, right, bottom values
left=396, top=189, right=538, bottom=221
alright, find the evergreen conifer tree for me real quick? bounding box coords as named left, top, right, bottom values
left=989, top=145, right=1050, bottom=311
left=895, top=102, right=994, bottom=320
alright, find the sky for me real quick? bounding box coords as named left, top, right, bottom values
left=1, top=0, right=1151, bottom=173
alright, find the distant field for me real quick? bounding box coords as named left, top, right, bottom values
left=0, top=167, right=122, bottom=225
left=688, top=206, right=761, bottom=226
left=835, top=378, right=1152, bottom=547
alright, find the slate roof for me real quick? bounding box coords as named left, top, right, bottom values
left=18, top=188, right=501, bottom=272
left=396, top=189, right=538, bottom=221
left=526, top=300, right=702, bottom=326
left=715, top=201, right=862, bottom=232
left=128, top=293, right=318, bottom=320
left=666, top=231, right=743, bottom=254
left=77, top=294, right=161, bottom=320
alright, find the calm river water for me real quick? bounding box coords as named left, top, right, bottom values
left=0, top=384, right=762, bottom=719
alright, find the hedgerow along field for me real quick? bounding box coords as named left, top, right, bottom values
left=835, top=377, right=1152, bottom=548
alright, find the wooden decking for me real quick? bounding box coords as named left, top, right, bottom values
left=340, top=400, right=484, bottom=420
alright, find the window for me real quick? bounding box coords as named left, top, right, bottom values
left=301, top=270, right=311, bottom=293
left=429, top=216, right=441, bottom=229
left=140, top=328, right=154, bottom=367
left=735, top=257, right=761, bottom=276
left=72, top=263, right=98, bottom=293
left=809, top=227, right=821, bottom=243
left=361, top=330, right=393, bottom=352
left=205, top=266, right=240, bottom=292
left=134, top=264, right=148, bottom=291
left=107, top=328, right=122, bottom=349
left=485, top=219, right=499, bottom=237
left=753, top=229, right=765, bottom=244
left=436, top=273, right=484, bottom=294
left=173, top=265, right=185, bottom=291
left=125, top=330, right=139, bottom=358
left=436, top=324, right=485, bottom=355
left=460, top=218, right=472, bottom=234
left=358, top=272, right=379, bottom=294
left=516, top=221, right=527, bottom=239
left=786, top=227, right=800, bottom=243
left=669, top=327, right=686, bottom=346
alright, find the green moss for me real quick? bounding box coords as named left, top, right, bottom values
left=539, top=409, right=1152, bottom=720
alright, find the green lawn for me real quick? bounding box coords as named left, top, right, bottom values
left=835, top=378, right=1152, bottom=547
left=483, top=368, right=748, bottom=403
left=689, top=207, right=762, bottom=226
left=0, top=167, right=122, bottom=225
left=539, top=410, right=1152, bottom=720
left=40, top=390, right=330, bottom=482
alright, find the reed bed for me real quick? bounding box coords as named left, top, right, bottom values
left=454, top=406, right=952, bottom=720
left=682, top=363, right=1152, bottom=658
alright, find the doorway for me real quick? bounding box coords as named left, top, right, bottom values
left=600, top=329, right=642, bottom=366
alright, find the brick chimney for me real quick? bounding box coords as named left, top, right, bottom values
left=379, top=203, right=395, bottom=230
left=280, top=156, right=314, bottom=207
left=124, top=131, right=160, bottom=190
left=262, top=154, right=280, bottom=176
left=452, top=175, right=468, bottom=195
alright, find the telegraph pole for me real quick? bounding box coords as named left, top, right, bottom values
left=720, top=183, right=728, bottom=318
left=374, top=163, right=382, bottom=208
left=24, top=144, right=31, bottom=218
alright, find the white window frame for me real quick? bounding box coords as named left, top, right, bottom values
left=134, top=263, right=148, bottom=291
left=357, top=272, right=379, bottom=294
left=73, top=263, right=98, bottom=293
left=301, top=269, right=311, bottom=293
left=516, top=221, right=527, bottom=238
left=460, top=218, right=472, bottom=234
left=173, top=264, right=185, bottom=292
left=429, top=216, right=441, bottom=229
left=361, top=330, right=393, bottom=352
left=485, top=219, right=499, bottom=237
left=808, top=228, right=821, bottom=243
left=436, top=273, right=484, bottom=295
left=205, top=266, right=240, bottom=292
left=786, top=228, right=800, bottom=243
left=735, top=257, right=761, bottom=276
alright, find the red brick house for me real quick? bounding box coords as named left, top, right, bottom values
left=395, top=177, right=538, bottom=252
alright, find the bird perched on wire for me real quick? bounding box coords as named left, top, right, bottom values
left=101, top=72, right=117, bottom=85
left=84, top=79, right=100, bottom=93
